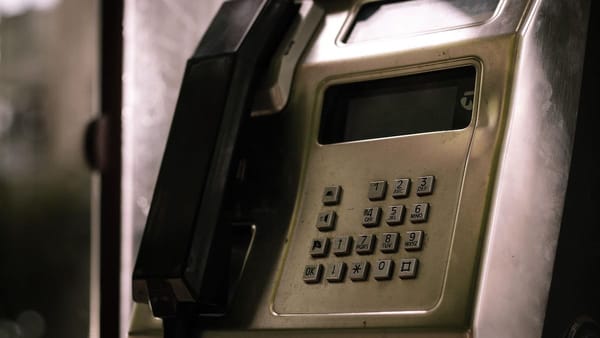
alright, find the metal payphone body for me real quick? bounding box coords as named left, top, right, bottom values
left=129, top=0, right=592, bottom=337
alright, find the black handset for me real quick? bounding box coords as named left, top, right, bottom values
left=132, top=0, right=298, bottom=319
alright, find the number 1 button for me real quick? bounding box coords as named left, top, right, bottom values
left=368, top=181, right=387, bottom=201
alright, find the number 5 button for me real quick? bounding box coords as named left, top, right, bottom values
left=386, top=205, right=405, bottom=225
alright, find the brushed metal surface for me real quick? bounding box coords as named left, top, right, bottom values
left=472, top=0, right=590, bottom=337
left=129, top=0, right=590, bottom=336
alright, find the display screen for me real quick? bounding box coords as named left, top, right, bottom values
left=319, top=66, right=476, bottom=144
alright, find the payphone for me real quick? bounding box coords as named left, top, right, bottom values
left=130, top=0, right=596, bottom=337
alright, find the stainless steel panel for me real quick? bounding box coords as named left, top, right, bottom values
left=472, top=0, right=590, bottom=337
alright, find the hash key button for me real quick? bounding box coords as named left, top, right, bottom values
left=410, top=203, right=429, bottom=223
left=398, top=258, right=419, bottom=279
left=316, top=210, right=336, bottom=231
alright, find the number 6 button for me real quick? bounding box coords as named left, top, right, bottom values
left=410, top=203, right=429, bottom=223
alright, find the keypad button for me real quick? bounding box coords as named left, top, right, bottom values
left=379, top=232, right=400, bottom=253
left=373, top=259, right=394, bottom=280
left=349, top=261, right=370, bottom=281
left=368, top=180, right=387, bottom=201
left=309, top=238, right=330, bottom=257
left=325, top=262, right=347, bottom=282
left=392, top=178, right=411, bottom=198
left=316, top=210, right=336, bottom=231
left=303, top=264, right=323, bottom=283
left=398, top=258, right=419, bottom=279
left=385, top=205, right=405, bottom=225
left=332, top=236, right=353, bottom=256
left=322, top=186, right=342, bottom=205
left=416, top=176, right=435, bottom=196
left=404, top=231, right=424, bottom=251
left=355, top=234, right=376, bottom=254
left=409, top=203, right=429, bottom=223
left=362, top=207, right=381, bottom=227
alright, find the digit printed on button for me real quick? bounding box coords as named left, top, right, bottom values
left=362, top=207, right=381, bottom=227
left=409, top=203, right=429, bottom=223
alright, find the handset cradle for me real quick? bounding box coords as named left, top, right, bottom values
left=132, top=0, right=299, bottom=319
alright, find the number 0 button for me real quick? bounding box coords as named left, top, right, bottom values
left=373, top=259, right=394, bottom=280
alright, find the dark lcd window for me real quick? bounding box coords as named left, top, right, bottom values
left=319, top=66, right=476, bottom=144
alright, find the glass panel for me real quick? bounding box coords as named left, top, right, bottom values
left=0, top=1, right=98, bottom=337
left=345, top=0, right=501, bottom=43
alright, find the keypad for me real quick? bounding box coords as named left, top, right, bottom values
left=304, top=176, right=434, bottom=284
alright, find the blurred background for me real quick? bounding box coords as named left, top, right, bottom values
left=0, top=0, right=97, bottom=337
left=0, top=0, right=222, bottom=337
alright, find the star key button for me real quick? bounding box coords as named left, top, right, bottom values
left=349, top=261, right=370, bottom=281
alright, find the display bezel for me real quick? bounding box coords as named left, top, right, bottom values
left=318, top=66, right=477, bottom=144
